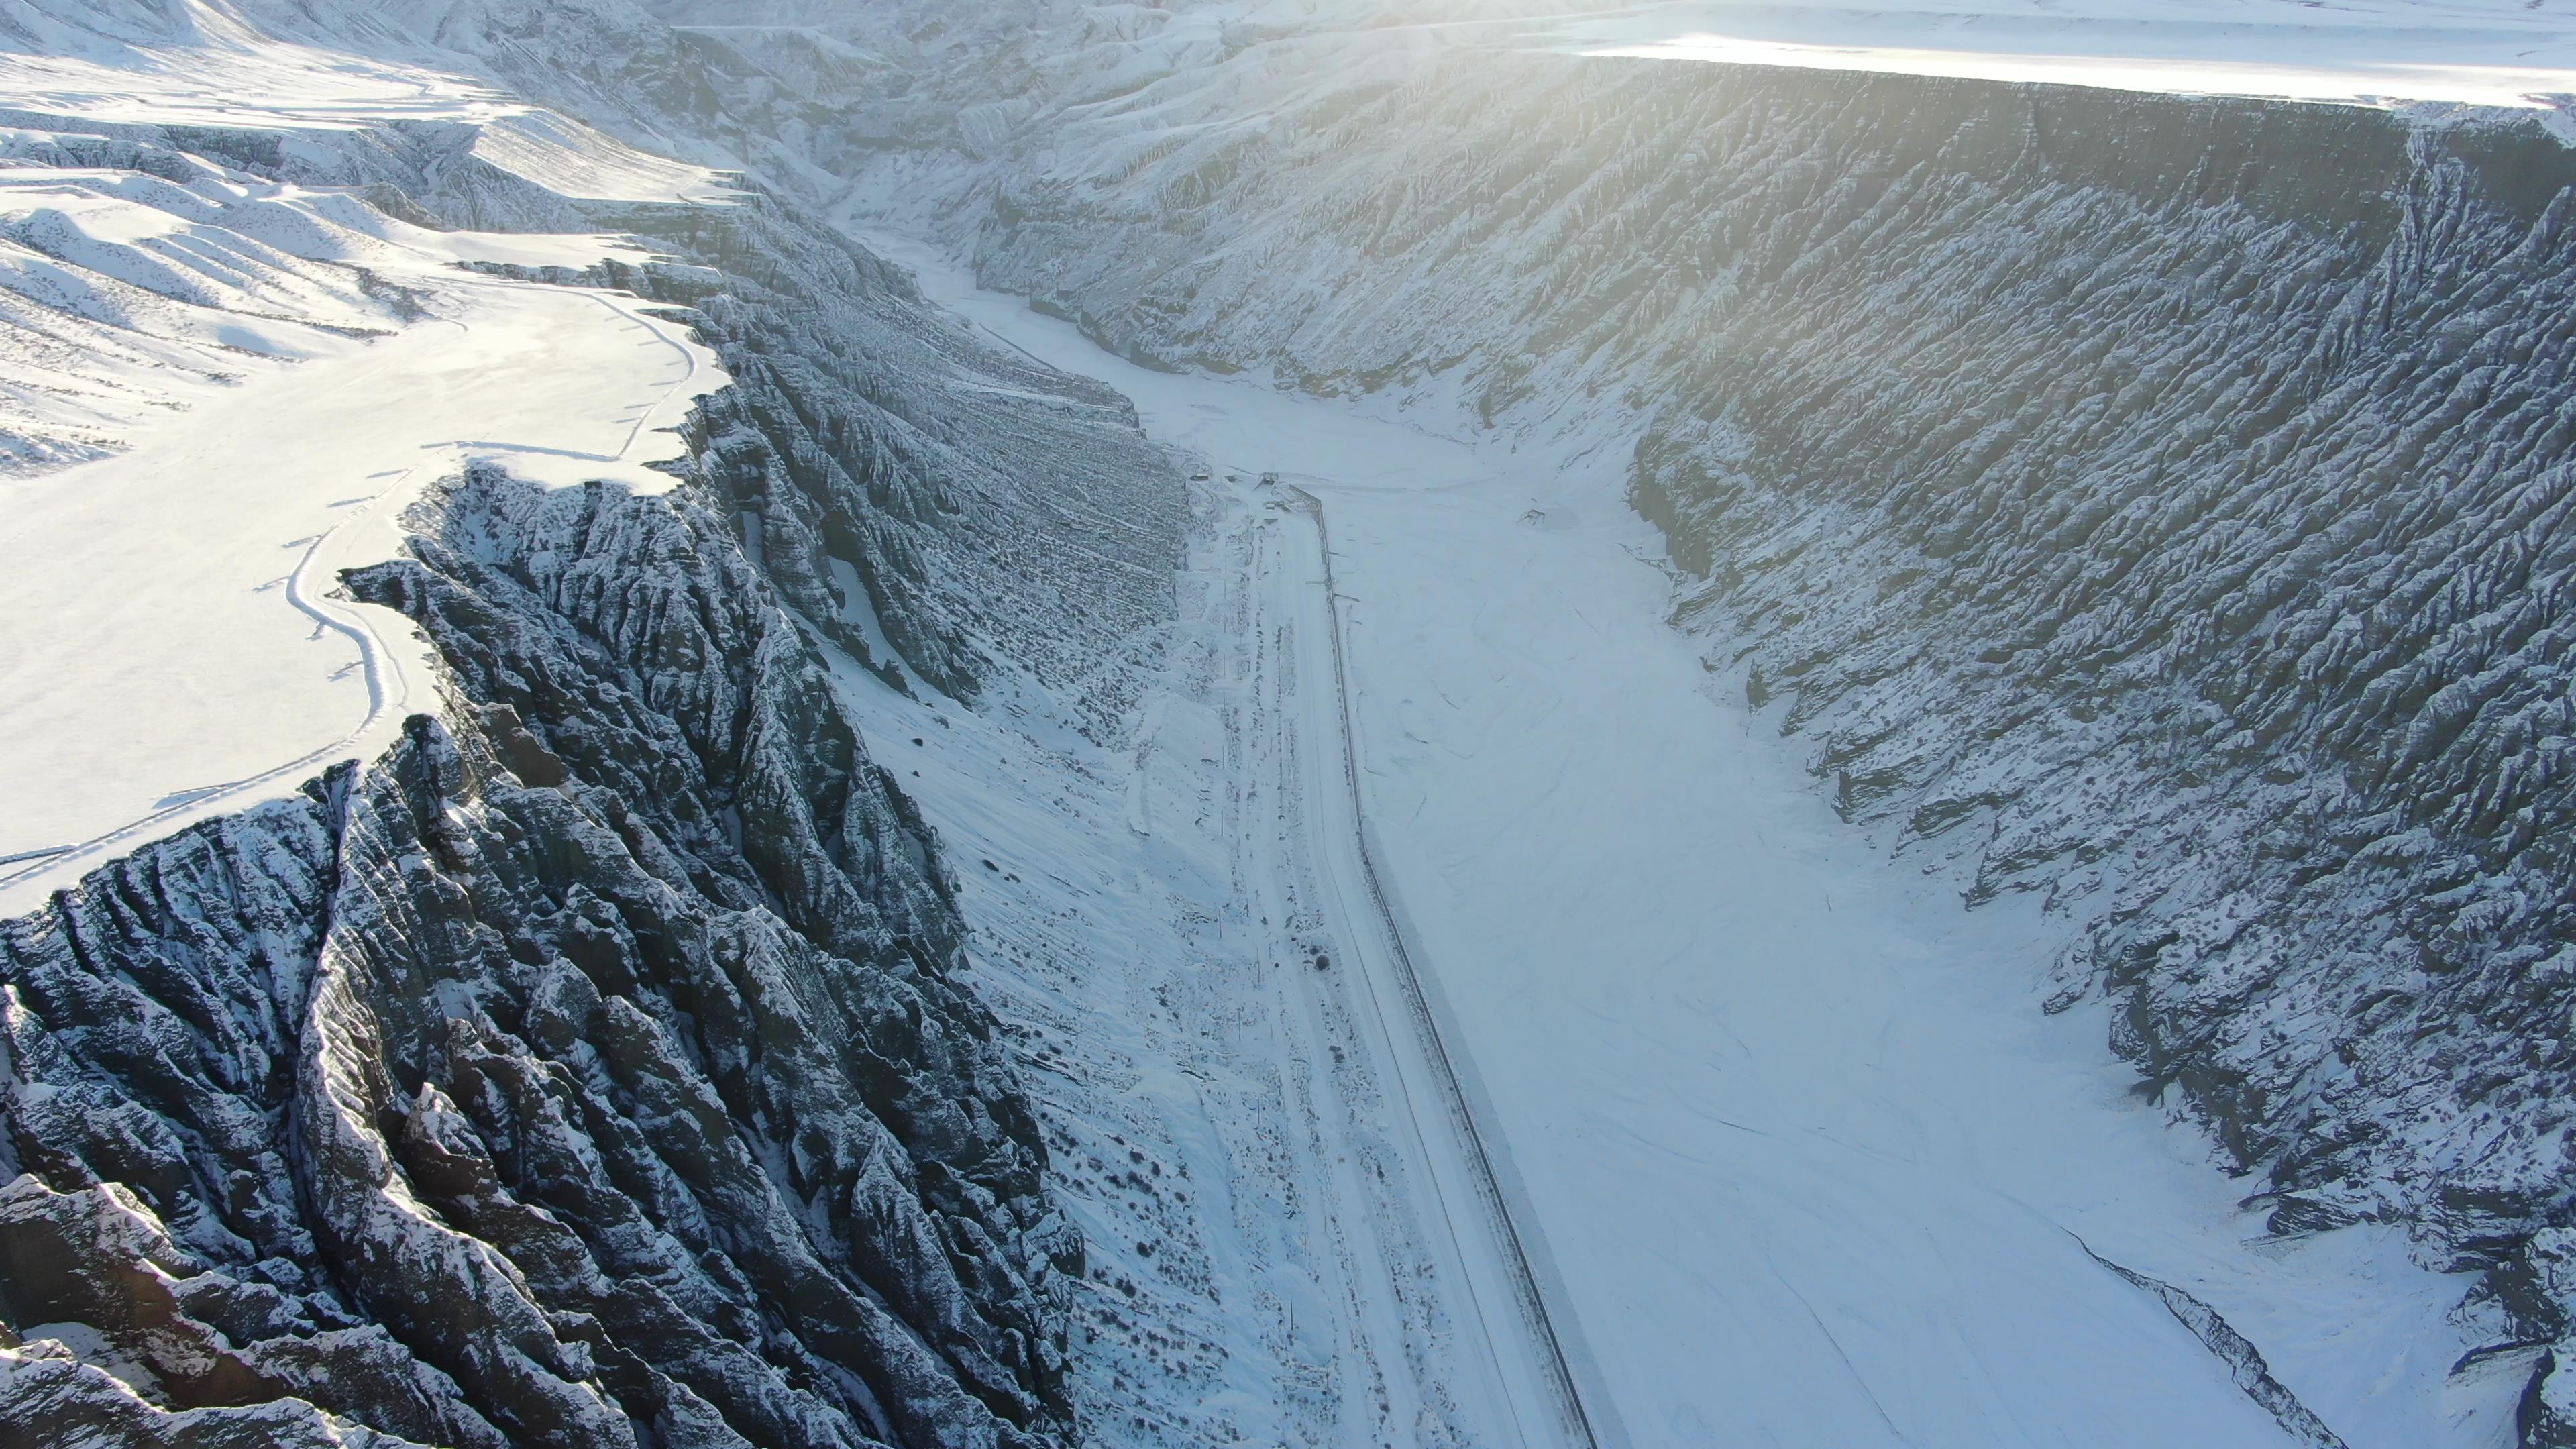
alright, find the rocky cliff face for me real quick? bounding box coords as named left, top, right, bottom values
left=2, top=462, right=1087, bottom=1448
left=0, top=8, right=1191, bottom=1436
left=744, top=16, right=2576, bottom=1436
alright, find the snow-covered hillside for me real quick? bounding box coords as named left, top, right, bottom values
left=13, top=1, right=2576, bottom=1448
left=0, top=3, right=1176, bottom=1446
left=684, top=3, right=2576, bottom=1442
left=1548, top=0, right=2576, bottom=113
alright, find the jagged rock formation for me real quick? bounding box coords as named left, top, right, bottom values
left=472, top=201, right=1184, bottom=729
left=3, top=462, right=1085, bottom=1448
left=0, top=5, right=1192, bottom=1437
left=703, top=16, right=2576, bottom=1437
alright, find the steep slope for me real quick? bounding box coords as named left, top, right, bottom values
left=679, top=9, right=2576, bottom=1438
left=7, top=467, right=1074, bottom=1449
left=551, top=208, right=1186, bottom=723
left=19, top=0, right=2576, bottom=1442
left=0, top=5, right=1189, bottom=1445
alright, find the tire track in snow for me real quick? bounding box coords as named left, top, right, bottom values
left=0, top=470, right=425, bottom=895
left=1, top=282, right=709, bottom=900
left=1273, top=479, right=1615, bottom=1449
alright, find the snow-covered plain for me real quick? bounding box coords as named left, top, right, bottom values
left=0, top=109, right=727, bottom=912
left=1443, top=0, right=2576, bottom=113
left=860, top=228, right=2526, bottom=1449
left=0, top=3, right=735, bottom=204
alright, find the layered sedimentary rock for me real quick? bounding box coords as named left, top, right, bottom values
left=473, top=199, right=1184, bottom=729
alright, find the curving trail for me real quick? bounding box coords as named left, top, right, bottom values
left=0, top=268, right=723, bottom=912
left=0, top=469, right=426, bottom=901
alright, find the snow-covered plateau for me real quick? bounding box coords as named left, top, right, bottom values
left=1546, top=0, right=2576, bottom=116
left=8, top=1, right=2576, bottom=1448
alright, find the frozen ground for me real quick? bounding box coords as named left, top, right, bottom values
left=0, top=172, right=725, bottom=913
left=859, top=226, right=2527, bottom=1449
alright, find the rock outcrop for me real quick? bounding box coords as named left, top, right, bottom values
left=3, top=462, right=1087, bottom=1447
left=466, top=197, right=1185, bottom=731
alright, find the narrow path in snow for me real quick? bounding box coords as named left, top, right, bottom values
left=858, top=221, right=2522, bottom=1448
left=1270, top=480, right=1608, bottom=1449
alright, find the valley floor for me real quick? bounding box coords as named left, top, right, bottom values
left=826, top=470, right=1578, bottom=1449
left=856, top=227, right=2533, bottom=1449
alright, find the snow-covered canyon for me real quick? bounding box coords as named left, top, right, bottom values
left=9, top=1, right=2576, bottom=1447
left=792, top=5, right=2576, bottom=1439
left=855, top=228, right=2513, bottom=1449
